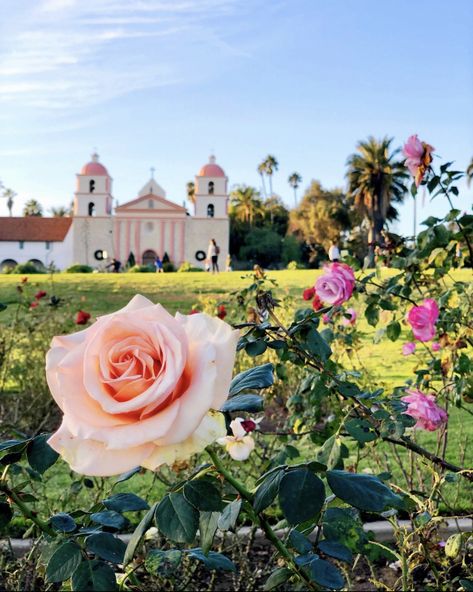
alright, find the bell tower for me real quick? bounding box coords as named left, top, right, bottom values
left=73, top=153, right=113, bottom=217
left=194, top=155, right=228, bottom=219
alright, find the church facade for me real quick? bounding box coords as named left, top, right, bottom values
left=0, top=154, right=230, bottom=272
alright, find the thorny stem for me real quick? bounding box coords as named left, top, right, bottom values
left=206, top=447, right=319, bottom=591
left=0, top=484, right=55, bottom=536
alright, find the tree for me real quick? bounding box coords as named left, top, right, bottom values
left=289, top=180, right=352, bottom=263
left=288, top=172, right=302, bottom=207
left=49, top=205, right=71, bottom=217
left=263, top=154, right=278, bottom=196
left=2, top=188, right=16, bottom=216
left=22, top=199, right=43, bottom=217
left=466, top=157, right=473, bottom=187
left=186, top=181, right=195, bottom=204
left=346, top=136, right=408, bottom=264
left=262, top=195, right=289, bottom=236
left=239, top=227, right=282, bottom=268
left=230, top=185, right=264, bottom=225
left=257, top=161, right=267, bottom=198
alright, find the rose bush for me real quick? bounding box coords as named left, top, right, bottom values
left=46, top=294, right=239, bottom=475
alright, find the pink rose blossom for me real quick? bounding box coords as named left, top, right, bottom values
left=46, top=295, right=239, bottom=476
left=402, top=342, right=416, bottom=356
left=406, top=298, right=439, bottom=342
left=401, top=388, right=447, bottom=431
left=431, top=342, right=441, bottom=352
left=322, top=313, right=332, bottom=324
left=402, top=135, right=435, bottom=187
left=341, top=308, right=357, bottom=326
left=315, top=262, right=355, bottom=306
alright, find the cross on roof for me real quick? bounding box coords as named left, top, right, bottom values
left=150, top=167, right=155, bottom=179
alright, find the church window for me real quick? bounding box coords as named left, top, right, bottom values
left=146, top=222, right=154, bottom=232
left=19, top=240, right=24, bottom=249
left=148, top=199, right=154, bottom=208
left=89, top=180, right=95, bottom=193
left=207, top=204, right=215, bottom=218
left=88, top=202, right=95, bottom=216
left=208, top=181, right=214, bottom=194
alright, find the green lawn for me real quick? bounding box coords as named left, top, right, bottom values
left=0, top=270, right=471, bottom=524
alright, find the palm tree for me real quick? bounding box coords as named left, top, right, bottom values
left=23, top=199, right=43, bottom=217
left=257, top=161, right=267, bottom=198
left=466, top=157, right=473, bottom=187
left=50, top=205, right=70, bottom=217
left=230, top=185, right=263, bottom=225
left=2, top=188, right=16, bottom=216
left=186, top=181, right=195, bottom=204
left=288, top=172, right=302, bottom=207
left=263, top=155, right=278, bottom=196
left=346, top=136, right=408, bottom=265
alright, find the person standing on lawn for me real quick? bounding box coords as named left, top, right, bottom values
left=154, top=255, right=164, bottom=273
left=328, top=241, right=340, bottom=262
left=207, top=238, right=220, bottom=273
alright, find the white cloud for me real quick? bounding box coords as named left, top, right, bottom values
left=0, top=0, right=243, bottom=110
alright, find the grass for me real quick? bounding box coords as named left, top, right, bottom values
left=0, top=269, right=471, bottom=525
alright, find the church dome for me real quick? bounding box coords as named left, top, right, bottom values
left=198, top=155, right=225, bottom=177
left=80, top=153, right=109, bottom=176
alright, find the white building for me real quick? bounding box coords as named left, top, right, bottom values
left=0, top=154, right=229, bottom=271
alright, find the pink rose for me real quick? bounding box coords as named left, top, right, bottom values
left=402, top=342, right=416, bottom=356
left=402, top=135, right=435, bottom=187
left=401, top=388, right=447, bottom=431
left=341, top=307, right=357, bottom=326
left=47, top=295, right=239, bottom=476
left=315, top=262, right=355, bottom=306
left=406, top=298, right=439, bottom=342
left=431, top=342, right=441, bottom=352
left=322, top=313, right=332, bottom=324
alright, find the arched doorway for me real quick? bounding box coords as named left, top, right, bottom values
left=28, top=259, right=45, bottom=271
left=0, top=259, right=17, bottom=272
left=142, top=249, right=157, bottom=267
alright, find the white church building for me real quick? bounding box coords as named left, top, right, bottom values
left=0, top=154, right=230, bottom=272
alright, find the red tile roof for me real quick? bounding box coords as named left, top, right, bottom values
left=0, top=217, right=72, bottom=242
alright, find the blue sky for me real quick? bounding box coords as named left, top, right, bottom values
left=0, top=0, right=472, bottom=236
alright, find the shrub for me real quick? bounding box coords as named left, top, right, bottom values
left=163, top=262, right=176, bottom=272
left=177, top=261, right=203, bottom=273
left=64, top=264, right=93, bottom=273
left=10, top=262, right=41, bottom=274
left=127, top=264, right=155, bottom=273
left=286, top=260, right=302, bottom=270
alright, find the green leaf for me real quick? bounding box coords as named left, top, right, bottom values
left=217, top=499, right=241, bottom=531
left=318, top=540, right=353, bottom=563
left=345, top=419, right=377, bottom=443
left=306, top=328, right=332, bottom=362
left=114, top=466, right=140, bottom=485
left=0, top=501, right=13, bottom=529
left=253, top=469, right=283, bottom=513
left=221, top=394, right=264, bottom=413
left=326, top=470, right=402, bottom=512
left=288, top=530, right=312, bottom=554
left=364, top=303, right=379, bottom=327
left=229, top=364, right=274, bottom=396
left=184, top=478, right=222, bottom=511
left=316, top=435, right=343, bottom=470
left=199, top=511, right=220, bottom=554
left=71, top=560, right=118, bottom=591
left=187, top=549, right=236, bottom=572
left=145, top=549, right=182, bottom=576
left=245, top=340, right=268, bottom=357
left=278, top=469, right=325, bottom=525
left=0, top=439, right=28, bottom=453
left=86, top=533, right=126, bottom=564
left=123, top=502, right=158, bottom=566
left=90, top=510, right=128, bottom=530
left=310, top=557, right=344, bottom=590
left=263, top=567, right=292, bottom=590
left=0, top=303, right=7, bottom=312
left=323, top=508, right=367, bottom=552
left=46, top=541, right=82, bottom=583
left=50, top=512, right=76, bottom=533
left=103, top=493, right=149, bottom=513
left=156, top=493, right=199, bottom=543
left=26, top=434, right=59, bottom=474
left=386, top=321, right=401, bottom=342
left=459, top=580, right=473, bottom=592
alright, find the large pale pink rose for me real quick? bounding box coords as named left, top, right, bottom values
left=401, top=388, right=447, bottom=431
left=46, top=295, right=239, bottom=476
left=406, top=298, right=439, bottom=342
left=315, top=262, right=355, bottom=306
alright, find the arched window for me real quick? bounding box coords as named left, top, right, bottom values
left=207, top=204, right=215, bottom=218
left=89, top=179, right=95, bottom=193
left=208, top=181, right=214, bottom=195
left=88, top=202, right=95, bottom=216
left=142, top=249, right=157, bottom=267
